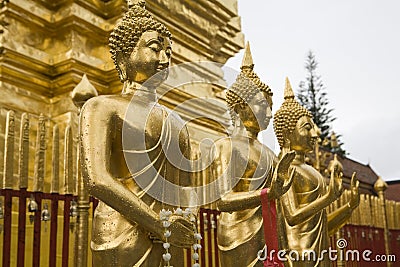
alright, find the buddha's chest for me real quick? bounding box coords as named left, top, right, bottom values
left=233, top=141, right=273, bottom=191
left=293, top=164, right=326, bottom=201
left=120, top=106, right=186, bottom=150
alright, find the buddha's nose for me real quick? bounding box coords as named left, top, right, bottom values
left=159, top=50, right=169, bottom=66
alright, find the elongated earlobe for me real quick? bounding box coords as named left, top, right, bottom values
left=284, top=138, right=291, bottom=149
left=116, top=53, right=127, bottom=82
left=282, top=132, right=291, bottom=154
left=233, top=113, right=242, bottom=128
left=280, top=138, right=290, bottom=155
left=233, top=103, right=241, bottom=117
left=282, top=129, right=290, bottom=149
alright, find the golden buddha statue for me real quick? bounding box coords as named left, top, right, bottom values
left=213, top=43, right=296, bottom=267
left=273, top=78, right=360, bottom=266
left=80, top=1, right=194, bottom=266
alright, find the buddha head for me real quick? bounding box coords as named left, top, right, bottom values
left=274, top=78, right=318, bottom=153
left=226, top=43, right=273, bottom=135
left=109, top=0, right=172, bottom=85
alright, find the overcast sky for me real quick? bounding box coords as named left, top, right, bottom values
left=225, top=0, right=400, bottom=181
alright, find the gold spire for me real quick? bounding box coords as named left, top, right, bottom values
left=127, top=0, right=146, bottom=8
left=327, top=154, right=343, bottom=174
left=241, top=41, right=254, bottom=70
left=330, top=132, right=339, bottom=149
left=71, top=74, right=98, bottom=109
left=284, top=77, right=295, bottom=100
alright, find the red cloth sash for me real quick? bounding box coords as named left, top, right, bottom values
left=261, top=188, right=284, bottom=267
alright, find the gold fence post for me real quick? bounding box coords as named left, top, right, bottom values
left=72, top=74, right=98, bottom=267
left=2, top=110, right=15, bottom=189
left=374, top=177, right=391, bottom=267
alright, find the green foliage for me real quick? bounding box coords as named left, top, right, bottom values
left=297, top=51, right=346, bottom=156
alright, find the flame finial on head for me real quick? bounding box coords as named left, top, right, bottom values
left=226, top=41, right=273, bottom=121
left=241, top=42, right=254, bottom=70
left=127, top=0, right=146, bottom=8
left=284, top=77, right=295, bottom=100
left=238, top=42, right=272, bottom=98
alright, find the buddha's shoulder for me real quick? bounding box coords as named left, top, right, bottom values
left=88, top=94, right=130, bottom=103
left=82, top=95, right=130, bottom=113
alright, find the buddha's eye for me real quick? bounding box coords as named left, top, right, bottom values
left=149, top=43, right=161, bottom=52
left=304, top=123, right=312, bottom=131
left=259, top=100, right=268, bottom=108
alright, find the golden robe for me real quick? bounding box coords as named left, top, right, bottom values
left=91, top=103, right=190, bottom=267
left=277, top=170, right=330, bottom=267
left=215, top=137, right=275, bottom=267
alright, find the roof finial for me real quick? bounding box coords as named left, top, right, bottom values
left=127, top=0, right=146, bottom=8
left=241, top=41, right=254, bottom=70
left=284, top=77, right=295, bottom=100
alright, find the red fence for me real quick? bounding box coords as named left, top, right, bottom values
left=1, top=195, right=399, bottom=267
left=330, top=225, right=399, bottom=267
left=0, top=189, right=98, bottom=267
left=194, top=208, right=220, bottom=267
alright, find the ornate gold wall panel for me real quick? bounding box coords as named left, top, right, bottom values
left=0, top=0, right=244, bottom=194
left=1, top=0, right=243, bottom=104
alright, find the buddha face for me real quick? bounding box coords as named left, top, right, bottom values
left=239, top=91, right=272, bottom=134
left=288, top=116, right=318, bottom=153
left=118, top=30, right=172, bottom=85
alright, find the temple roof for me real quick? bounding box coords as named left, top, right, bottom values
left=386, top=180, right=400, bottom=201
left=339, top=156, right=379, bottom=186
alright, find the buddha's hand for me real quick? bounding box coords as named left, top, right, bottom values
left=167, top=215, right=195, bottom=248
left=349, top=172, right=360, bottom=209
left=269, top=151, right=296, bottom=199
left=328, top=163, right=344, bottom=200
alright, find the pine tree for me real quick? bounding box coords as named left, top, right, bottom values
left=297, top=51, right=346, bottom=156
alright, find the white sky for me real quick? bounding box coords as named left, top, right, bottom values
left=225, top=0, right=400, bottom=181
